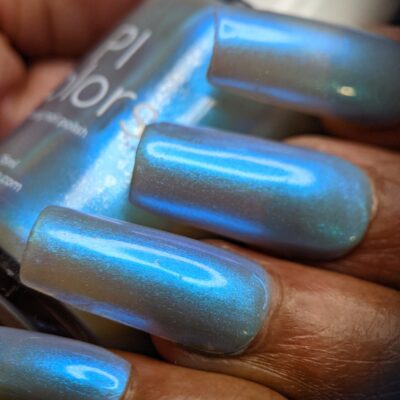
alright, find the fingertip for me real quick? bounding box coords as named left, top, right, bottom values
left=0, top=59, right=73, bottom=138
left=0, top=33, right=26, bottom=97
left=0, top=0, right=143, bottom=57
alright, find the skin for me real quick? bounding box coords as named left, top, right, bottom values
left=0, top=1, right=399, bottom=399
left=154, top=241, right=400, bottom=399
left=117, top=353, right=285, bottom=399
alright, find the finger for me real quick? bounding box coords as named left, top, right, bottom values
left=286, top=135, right=400, bottom=288
left=0, top=59, right=73, bottom=137
left=0, top=0, right=141, bottom=57
left=322, top=118, right=400, bottom=149
left=119, top=353, right=285, bottom=400
left=129, top=123, right=398, bottom=287
left=0, top=326, right=132, bottom=399
left=370, top=26, right=400, bottom=41
left=0, top=32, right=26, bottom=97
left=19, top=208, right=400, bottom=399
left=0, top=327, right=282, bottom=400
left=153, top=241, right=400, bottom=400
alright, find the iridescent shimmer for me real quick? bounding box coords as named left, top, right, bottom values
left=208, top=7, right=400, bottom=124
left=0, top=327, right=131, bottom=400
left=21, top=206, right=270, bottom=355
left=131, top=123, right=373, bottom=260
left=0, top=0, right=307, bottom=264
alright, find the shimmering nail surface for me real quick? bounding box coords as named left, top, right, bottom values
left=21, top=206, right=269, bottom=355
left=131, top=123, right=373, bottom=260
left=0, top=327, right=131, bottom=400
left=208, top=7, right=400, bottom=124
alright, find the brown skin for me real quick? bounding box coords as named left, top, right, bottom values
left=154, top=241, right=400, bottom=400
left=0, top=1, right=399, bottom=399
left=323, top=118, right=400, bottom=149
left=115, top=353, right=285, bottom=400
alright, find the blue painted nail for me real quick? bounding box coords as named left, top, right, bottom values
left=0, top=327, right=131, bottom=400
left=208, top=7, right=400, bottom=125
left=130, top=123, right=373, bottom=260
left=21, top=206, right=270, bottom=355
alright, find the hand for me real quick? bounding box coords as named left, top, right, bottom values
left=0, top=0, right=142, bottom=137
left=1, top=2, right=400, bottom=400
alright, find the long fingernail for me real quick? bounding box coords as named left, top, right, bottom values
left=0, top=327, right=131, bottom=400
left=21, top=206, right=270, bottom=355
left=208, top=7, right=400, bottom=125
left=130, top=123, right=373, bottom=260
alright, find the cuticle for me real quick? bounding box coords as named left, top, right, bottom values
left=366, top=173, right=379, bottom=223
left=121, top=363, right=137, bottom=400
left=245, top=271, right=282, bottom=355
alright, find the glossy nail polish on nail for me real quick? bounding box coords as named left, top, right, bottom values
left=131, top=123, right=373, bottom=260
left=208, top=7, right=400, bottom=124
left=21, top=206, right=270, bottom=355
left=0, top=327, right=131, bottom=400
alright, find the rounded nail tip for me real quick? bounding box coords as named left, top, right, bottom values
left=0, top=327, right=132, bottom=400
left=185, top=269, right=270, bottom=356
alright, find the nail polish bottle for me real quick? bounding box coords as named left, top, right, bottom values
left=0, top=0, right=395, bottom=342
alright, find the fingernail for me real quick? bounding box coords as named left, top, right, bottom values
left=130, top=123, right=373, bottom=260
left=208, top=7, right=400, bottom=125
left=21, top=206, right=270, bottom=355
left=0, top=327, right=131, bottom=400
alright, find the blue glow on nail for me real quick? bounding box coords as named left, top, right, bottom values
left=210, top=7, right=400, bottom=123
left=133, top=193, right=270, bottom=238
left=66, top=365, right=120, bottom=389
left=131, top=123, right=373, bottom=260
left=21, top=207, right=270, bottom=355
left=220, top=18, right=297, bottom=46
left=0, top=327, right=131, bottom=400
left=147, top=141, right=315, bottom=186
left=51, top=229, right=228, bottom=288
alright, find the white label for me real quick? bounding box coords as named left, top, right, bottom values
left=0, top=172, right=23, bottom=193
left=30, top=111, right=89, bottom=138
left=0, top=154, right=20, bottom=170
